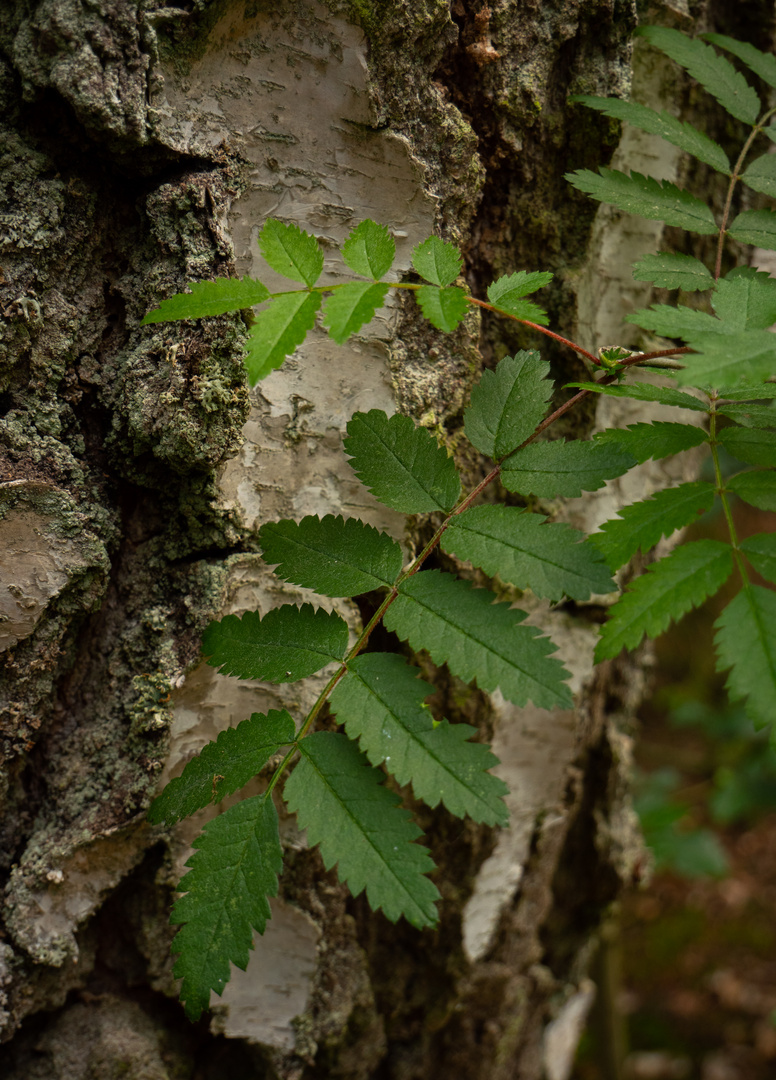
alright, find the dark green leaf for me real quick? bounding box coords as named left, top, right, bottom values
left=415, top=285, right=469, bottom=332
left=330, top=654, right=509, bottom=825
left=565, top=168, right=718, bottom=234
left=142, top=278, right=270, bottom=324
left=344, top=409, right=461, bottom=514
left=676, top=330, right=776, bottom=390
left=464, top=351, right=553, bottom=459
left=715, top=586, right=776, bottom=729
left=712, top=268, right=776, bottom=331
left=201, top=605, right=348, bottom=682
left=323, top=282, right=389, bottom=343
left=571, top=96, right=729, bottom=173
left=717, top=384, right=776, bottom=401
left=285, top=731, right=440, bottom=927
left=637, top=26, right=761, bottom=125
left=728, top=469, right=776, bottom=510
left=500, top=440, right=636, bottom=498
left=411, top=235, right=462, bottom=286
left=342, top=220, right=395, bottom=279
left=243, top=291, right=321, bottom=384
left=258, top=515, right=402, bottom=596
left=171, top=795, right=282, bottom=1020
left=486, top=272, right=553, bottom=325
left=703, top=33, right=776, bottom=92
left=590, top=481, right=717, bottom=570
left=627, top=303, right=723, bottom=337
left=728, top=209, right=776, bottom=251
left=742, top=153, right=776, bottom=198
left=740, top=533, right=776, bottom=585
left=259, top=220, right=324, bottom=286
left=566, top=380, right=708, bottom=412
left=718, top=403, right=776, bottom=429
left=595, top=539, right=734, bottom=661
left=384, top=569, right=573, bottom=710
left=632, top=252, right=714, bottom=292
left=148, top=710, right=295, bottom=827
left=593, top=421, right=708, bottom=463
left=442, top=505, right=615, bottom=601
left=719, top=426, right=776, bottom=466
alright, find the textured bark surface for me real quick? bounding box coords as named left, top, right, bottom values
left=0, top=0, right=768, bottom=1076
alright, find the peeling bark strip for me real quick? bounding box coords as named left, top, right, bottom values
left=0, top=0, right=759, bottom=1076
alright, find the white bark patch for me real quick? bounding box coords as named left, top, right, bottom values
left=542, top=979, right=597, bottom=1080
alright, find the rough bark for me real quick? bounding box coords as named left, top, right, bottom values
left=0, top=0, right=771, bottom=1077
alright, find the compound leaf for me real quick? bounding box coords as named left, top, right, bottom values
left=142, top=278, right=270, bottom=324
left=715, top=586, right=776, bottom=729
left=632, top=252, right=714, bottom=292
left=244, top=291, right=321, bottom=384
left=384, top=569, right=573, bottom=711
left=486, top=272, right=553, bottom=325
left=727, top=469, right=776, bottom=511
left=566, top=381, right=708, bottom=413
left=344, top=410, right=461, bottom=514
left=258, top=515, right=402, bottom=597
left=742, top=153, right=776, bottom=198
left=285, top=731, right=440, bottom=927
left=464, top=351, right=553, bottom=459
left=171, top=794, right=282, bottom=1020
left=416, top=285, right=468, bottom=332
left=627, top=303, right=723, bottom=337
left=148, top=710, right=296, bottom=827
left=719, top=426, right=776, bottom=467
left=590, top=481, right=717, bottom=570
left=442, top=505, right=615, bottom=601
left=565, top=168, right=718, bottom=235
left=201, top=605, right=348, bottom=682
left=411, top=235, right=462, bottom=286
left=676, top=330, right=776, bottom=390
left=712, top=268, right=776, bottom=331
left=703, top=33, right=776, bottom=93
left=740, top=533, right=776, bottom=585
left=342, top=219, right=395, bottom=279
left=593, top=421, right=708, bottom=463
left=728, top=209, right=776, bottom=251
left=329, top=653, right=508, bottom=825
left=500, top=440, right=636, bottom=498
left=323, top=282, right=389, bottom=343
left=637, top=26, right=761, bottom=126
left=259, top=220, right=324, bottom=286
left=571, top=96, right=729, bottom=173
left=595, top=539, right=734, bottom=661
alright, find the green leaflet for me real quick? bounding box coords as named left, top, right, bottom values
left=565, top=168, right=718, bottom=235
left=728, top=209, right=776, bottom=252
left=703, top=33, right=776, bottom=93
left=632, top=253, right=714, bottom=292
left=566, top=381, right=708, bottom=413
left=742, top=154, right=776, bottom=199
left=593, top=421, right=708, bottom=463
left=142, top=277, right=270, bottom=323
left=442, top=505, right=615, bottom=601
left=715, top=586, right=776, bottom=730
left=627, top=304, right=723, bottom=338
left=727, top=470, right=776, bottom=511
left=595, top=539, right=734, bottom=662
left=571, top=96, right=729, bottom=173
left=148, top=710, right=296, bottom=827
left=718, top=403, right=776, bottom=429
left=384, top=569, right=573, bottom=711
left=486, top=272, right=553, bottom=326
left=342, top=219, right=395, bottom=279
left=740, top=533, right=776, bottom=585
left=244, top=291, right=321, bottom=384
left=676, top=330, right=776, bottom=390
left=285, top=731, right=440, bottom=927
left=636, top=26, right=761, bottom=126
left=712, top=269, right=776, bottom=331
left=171, top=795, right=282, bottom=1020
left=500, top=440, right=636, bottom=498
left=201, top=605, right=348, bottom=682
left=344, top=409, right=461, bottom=514
left=258, top=515, right=403, bottom=597
left=590, top=481, right=717, bottom=571
left=718, top=385, right=776, bottom=401
left=464, top=351, right=553, bottom=459
left=415, top=285, right=469, bottom=332
left=411, top=235, right=462, bottom=286
left=323, top=282, right=389, bottom=343
left=259, top=220, right=324, bottom=286
left=329, top=653, right=509, bottom=825
left=719, top=426, right=776, bottom=467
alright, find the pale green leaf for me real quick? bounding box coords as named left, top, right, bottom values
left=464, top=351, right=553, bottom=459
left=728, top=469, right=776, bottom=510
left=742, top=153, right=776, bottom=198
left=415, top=285, right=468, bottom=332
left=703, top=33, right=776, bottom=92
left=715, top=586, right=776, bottom=729
left=595, top=539, right=734, bottom=661
left=258, top=515, right=402, bottom=597
left=148, top=710, right=295, bottom=827
left=740, top=533, right=776, bottom=585
left=342, top=219, right=395, bottom=279
left=259, top=220, right=324, bottom=286
left=627, top=303, right=723, bottom=337
left=718, top=426, right=776, bottom=466
left=486, top=272, right=553, bottom=325
left=632, top=252, right=714, bottom=292
left=500, top=440, right=636, bottom=498
left=384, top=569, right=573, bottom=710
left=728, top=209, right=776, bottom=251
left=442, top=505, right=615, bottom=601
left=329, top=653, right=508, bottom=825
left=323, top=282, right=389, bottom=343
left=285, top=731, right=440, bottom=927
left=593, top=421, right=708, bottom=463
left=344, top=409, right=461, bottom=514
left=590, top=481, right=717, bottom=570
left=565, top=168, right=718, bottom=234
left=142, top=277, right=270, bottom=324
left=201, top=604, right=348, bottom=682
left=676, top=330, right=776, bottom=390
left=243, top=291, right=321, bottom=384
left=711, top=268, right=776, bottom=331
left=411, top=235, right=462, bottom=286
left=171, top=795, right=282, bottom=1020
left=566, top=380, right=708, bottom=412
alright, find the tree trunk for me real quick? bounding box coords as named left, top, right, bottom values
left=0, top=1, right=769, bottom=1077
